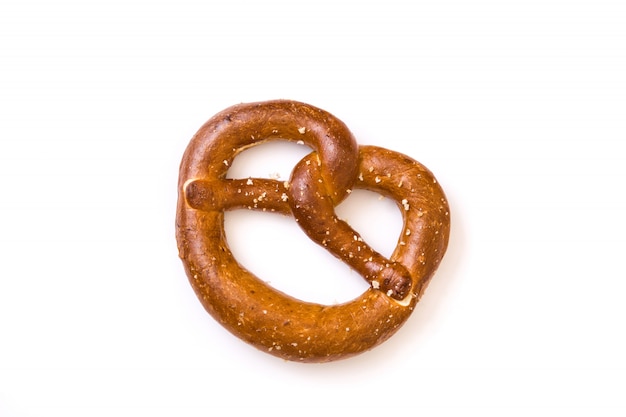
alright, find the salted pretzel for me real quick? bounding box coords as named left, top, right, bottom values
left=176, top=100, right=450, bottom=362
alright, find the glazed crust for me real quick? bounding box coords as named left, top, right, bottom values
left=176, top=100, right=450, bottom=362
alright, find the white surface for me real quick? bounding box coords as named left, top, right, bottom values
left=1, top=0, right=625, bottom=415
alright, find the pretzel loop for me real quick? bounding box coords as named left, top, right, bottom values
left=176, top=100, right=450, bottom=362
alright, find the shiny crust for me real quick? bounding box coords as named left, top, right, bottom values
left=176, top=100, right=450, bottom=362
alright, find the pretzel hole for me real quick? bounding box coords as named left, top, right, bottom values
left=225, top=140, right=313, bottom=181
left=335, top=189, right=403, bottom=259
left=224, top=210, right=370, bottom=305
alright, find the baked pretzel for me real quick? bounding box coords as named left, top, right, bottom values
left=176, top=100, right=450, bottom=362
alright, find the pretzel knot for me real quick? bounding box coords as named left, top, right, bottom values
left=176, top=100, right=450, bottom=362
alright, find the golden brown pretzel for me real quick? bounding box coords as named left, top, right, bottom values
left=176, top=100, right=450, bottom=362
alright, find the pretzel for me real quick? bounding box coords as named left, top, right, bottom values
left=176, top=100, right=450, bottom=362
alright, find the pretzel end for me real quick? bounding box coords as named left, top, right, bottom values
left=183, top=179, right=215, bottom=211
left=375, top=263, right=413, bottom=302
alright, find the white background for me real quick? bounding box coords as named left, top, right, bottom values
left=1, top=0, right=625, bottom=415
